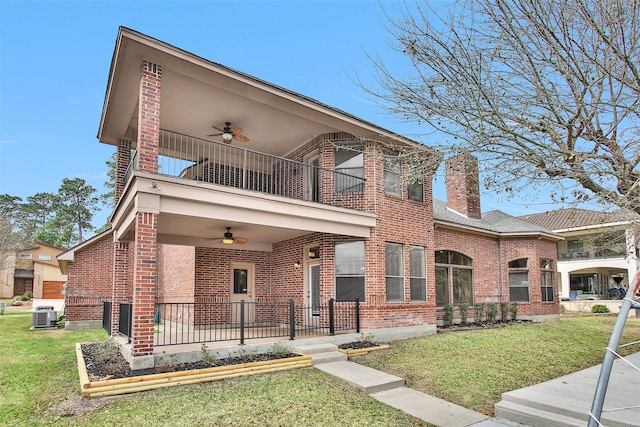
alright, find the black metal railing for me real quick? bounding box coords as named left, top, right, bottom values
left=118, top=302, right=133, bottom=343
left=124, top=130, right=368, bottom=211
left=102, top=301, right=112, bottom=334
left=154, top=298, right=360, bottom=346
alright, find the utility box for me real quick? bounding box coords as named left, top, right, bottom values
left=32, top=309, right=57, bottom=328
left=0, top=301, right=5, bottom=315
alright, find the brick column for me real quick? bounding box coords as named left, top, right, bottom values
left=137, top=60, right=161, bottom=173
left=110, top=241, right=130, bottom=336
left=115, top=139, right=132, bottom=202
left=131, top=212, right=158, bottom=359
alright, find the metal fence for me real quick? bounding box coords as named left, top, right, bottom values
left=124, top=129, right=367, bottom=211
left=119, top=303, right=132, bottom=343
left=154, top=298, right=360, bottom=346
left=102, top=301, right=112, bottom=334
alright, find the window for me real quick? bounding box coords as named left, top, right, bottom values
left=408, top=177, right=424, bottom=202
left=38, top=254, right=51, bottom=261
left=509, top=258, right=530, bottom=302
left=540, top=258, right=554, bottom=302
left=410, top=246, right=426, bottom=301
left=335, top=241, right=365, bottom=301
left=385, top=243, right=404, bottom=302
left=334, top=144, right=364, bottom=192
left=435, top=267, right=449, bottom=306
left=384, top=151, right=402, bottom=197
left=233, top=269, right=248, bottom=294
left=19, top=253, right=32, bottom=259
left=435, top=250, right=473, bottom=306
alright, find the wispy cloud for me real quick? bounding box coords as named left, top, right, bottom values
left=0, top=139, right=17, bottom=144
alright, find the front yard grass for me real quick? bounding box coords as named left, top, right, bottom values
left=0, top=313, right=430, bottom=426
left=2, top=312, right=639, bottom=424
left=357, top=315, right=640, bottom=415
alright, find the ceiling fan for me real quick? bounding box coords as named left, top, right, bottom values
left=208, top=122, right=249, bottom=144
left=222, top=227, right=248, bottom=245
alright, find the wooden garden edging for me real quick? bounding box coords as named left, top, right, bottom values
left=338, top=344, right=390, bottom=358
left=76, top=343, right=312, bottom=398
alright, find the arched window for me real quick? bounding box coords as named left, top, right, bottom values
left=508, top=258, right=530, bottom=302
left=435, top=250, right=473, bottom=306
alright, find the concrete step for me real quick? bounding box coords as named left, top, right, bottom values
left=494, top=400, right=584, bottom=427
left=309, top=351, right=347, bottom=365
left=293, top=343, right=339, bottom=355
left=316, top=361, right=404, bottom=394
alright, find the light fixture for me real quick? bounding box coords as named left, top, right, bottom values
left=294, top=261, right=302, bottom=269
left=222, top=124, right=233, bottom=142
left=222, top=227, right=234, bottom=244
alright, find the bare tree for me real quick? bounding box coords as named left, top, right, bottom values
left=364, top=0, right=640, bottom=213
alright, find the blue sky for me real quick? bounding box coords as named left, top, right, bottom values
left=1, top=0, right=568, bottom=230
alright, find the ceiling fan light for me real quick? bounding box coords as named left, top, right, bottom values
left=223, top=228, right=234, bottom=244
left=222, top=131, right=233, bottom=141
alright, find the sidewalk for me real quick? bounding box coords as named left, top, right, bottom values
left=299, top=343, right=640, bottom=427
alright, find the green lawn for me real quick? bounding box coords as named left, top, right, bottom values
left=357, top=315, right=640, bottom=415
left=2, top=312, right=638, bottom=425
left=0, top=313, right=429, bottom=426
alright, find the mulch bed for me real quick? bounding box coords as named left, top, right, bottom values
left=338, top=339, right=382, bottom=350
left=81, top=342, right=297, bottom=380
left=436, top=319, right=532, bottom=334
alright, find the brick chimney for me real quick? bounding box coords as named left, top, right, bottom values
left=445, top=153, right=481, bottom=219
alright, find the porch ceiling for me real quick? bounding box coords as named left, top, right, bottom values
left=98, top=27, right=431, bottom=158
left=113, top=173, right=376, bottom=251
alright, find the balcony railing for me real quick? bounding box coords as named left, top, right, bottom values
left=125, top=129, right=368, bottom=211
left=558, top=249, right=627, bottom=261
left=153, top=298, right=360, bottom=346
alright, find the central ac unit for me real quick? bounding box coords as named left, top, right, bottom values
left=32, top=310, right=57, bottom=328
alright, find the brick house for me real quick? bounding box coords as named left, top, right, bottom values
left=58, top=27, right=561, bottom=369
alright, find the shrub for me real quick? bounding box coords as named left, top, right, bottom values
left=485, top=303, right=497, bottom=323
left=510, top=303, right=518, bottom=321
left=458, top=303, right=470, bottom=325
left=474, top=303, right=485, bottom=324
left=500, top=302, right=509, bottom=322
left=269, top=342, right=292, bottom=358
left=591, top=304, right=610, bottom=314
left=200, top=344, right=218, bottom=365
left=443, top=304, right=454, bottom=326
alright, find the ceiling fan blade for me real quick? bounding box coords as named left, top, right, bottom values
left=211, top=124, right=224, bottom=132
left=234, top=134, right=250, bottom=143
left=230, top=127, right=243, bottom=135
left=207, top=133, right=222, bottom=137
left=234, top=236, right=248, bottom=244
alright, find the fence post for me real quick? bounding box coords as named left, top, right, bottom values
left=329, top=298, right=335, bottom=335
left=355, top=298, right=360, bottom=333
left=289, top=299, right=296, bottom=340
left=240, top=300, right=245, bottom=345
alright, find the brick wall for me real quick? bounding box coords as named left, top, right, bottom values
left=65, top=234, right=114, bottom=321
left=446, top=154, right=481, bottom=219
left=157, top=244, right=195, bottom=302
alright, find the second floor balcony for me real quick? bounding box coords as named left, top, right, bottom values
left=115, top=129, right=376, bottom=248
left=124, top=129, right=368, bottom=213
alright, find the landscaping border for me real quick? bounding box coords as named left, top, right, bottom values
left=338, top=344, right=390, bottom=358
left=75, top=343, right=312, bottom=398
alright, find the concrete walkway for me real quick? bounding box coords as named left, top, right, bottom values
left=295, top=343, right=516, bottom=426
left=296, top=343, right=640, bottom=427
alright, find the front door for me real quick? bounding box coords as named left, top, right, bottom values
left=14, top=279, right=33, bottom=297
left=230, top=263, right=255, bottom=324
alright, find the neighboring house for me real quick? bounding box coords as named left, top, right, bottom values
left=59, top=27, right=561, bottom=369
left=520, top=209, right=640, bottom=300
left=1, top=241, right=67, bottom=299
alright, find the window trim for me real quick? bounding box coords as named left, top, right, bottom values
left=435, top=250, right=473, bottom=306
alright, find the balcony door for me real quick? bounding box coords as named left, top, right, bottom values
left=230, top=263, right=255, bottom=324
left=304, top=152, right=320, bottom=203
